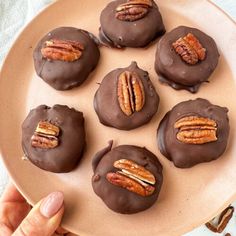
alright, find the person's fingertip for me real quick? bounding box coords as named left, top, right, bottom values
left=12, top=192, right=64, bottom=236
left=56, top=226, right=69, bottom=234
left=40, top=192, right=64, bottom=218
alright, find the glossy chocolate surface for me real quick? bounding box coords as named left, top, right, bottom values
left=157, top=98, right=229, bottom=168
left=155, top=26, right=220, bottom=93
left=22, top=105, right=86, bottom=173
left=99, top=0, right=165, bottom=48
left=33, top=27, right=100, bottom=90
left=94, top=62, right=159, bottom=130
left=92, top=142, right=163, bottom=214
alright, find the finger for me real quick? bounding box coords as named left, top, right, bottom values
left=0, top=222, right=13, bottom=236
left=56, top=226, right=69, bottom=234
left=12, top=192, right=64, bottom=236
left=0, top=202, right=31, bottom=232
left=1, top=183, right=26, bottom=203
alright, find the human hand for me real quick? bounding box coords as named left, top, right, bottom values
left=0, top=182, right=76, bottom=236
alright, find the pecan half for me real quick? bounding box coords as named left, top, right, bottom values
left=35, top=121, right=60, bottom=136
left=116, top=0, right=153, bottom=22
left=41, top=39, right=84, bottom=62
left=106, top=172, right=155, bottom=197
left=205, top=206, right=234, bottom=233
left=114, top=159, right=155, bottom=185
left=117, top=71, right=145, bottom=116
left=174, top=116, right=217, bottom=144
left=31, top=121, right=60, bottom=149
left=106, top=158, right=156, bottom=197
left=172, top=33, right=206, bottom=65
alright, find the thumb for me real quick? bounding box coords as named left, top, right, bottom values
left=13, top=192, right=64, bottom=236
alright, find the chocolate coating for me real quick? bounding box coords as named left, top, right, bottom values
left=157, top=98, right=230, bottom=168
left=33, top=27, right=100, bottom=90
left=94, top=62, right=160, bottom=130
left=92, top=142, right=163, bottom=214
left=155, top=26, right=220, bottom=93
left=22, top=105, right=86, bottom=173
left=99, top=0, right=165, bottom=48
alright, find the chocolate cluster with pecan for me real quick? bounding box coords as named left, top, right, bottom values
left=155, top=26, right=219, bottom=93
left=92, top=141, right=163, bottom=214
left=94, top=62, right=159, bottom=130
left=99, top=0, right=165, bottom=48
left=22, top=105, right=86, bottom=173
left=157, top=98, right=230, bottom=168
left=33, top=27, right=100, bottom=91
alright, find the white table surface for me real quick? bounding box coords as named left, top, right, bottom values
left=0, top=0, right=235, bottom=235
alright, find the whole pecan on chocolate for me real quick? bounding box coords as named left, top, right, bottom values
left=174, top=116, right=217, bottom=144
left=106, top=159, right=156, bottom=197
left=117, top=71, right=145, bottom=116
left=172, top=33, right=206, bottom=65
left=31, top=121, right=60, bottom=149
left=205, top=206, right=234, bottom=233
left=115, top=0, right=153, bottom=22
left=41, top=39, right=84, bottom=62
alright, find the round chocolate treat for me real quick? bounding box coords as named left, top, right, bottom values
left=157, top=98, right=230, bottom=168
left=94, top=61, right=159, bottom=130
left=22, top=105, right=86, bottom=173
left=155, top=26, right=220, bottom=93
left=33, top=27, right=100, bottom=90
left=92, top=141, right=163, bottom=214
left=99, top=0, right=165, bottom=48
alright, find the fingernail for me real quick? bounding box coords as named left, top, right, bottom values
left=40, top=192, right=64, bottom=218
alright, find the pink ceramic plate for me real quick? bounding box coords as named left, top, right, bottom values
left=0, top=0, right=236, bottom=235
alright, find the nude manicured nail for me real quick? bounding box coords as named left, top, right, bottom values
left=40, top=192, right=64, bottom=218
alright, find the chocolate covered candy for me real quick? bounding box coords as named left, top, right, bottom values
left=157, top=98, right=230, bottom=168
left=22, top=105, right=86, bottom=173
left=155, top=26, right=220, bottom=93
left=33, top=27, right=100, bottom=90
left=99, top=0, right=165, bottom=48
left=94, top=61, right=159, bottom=130
left=92, top=141, right=163, bottom=214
